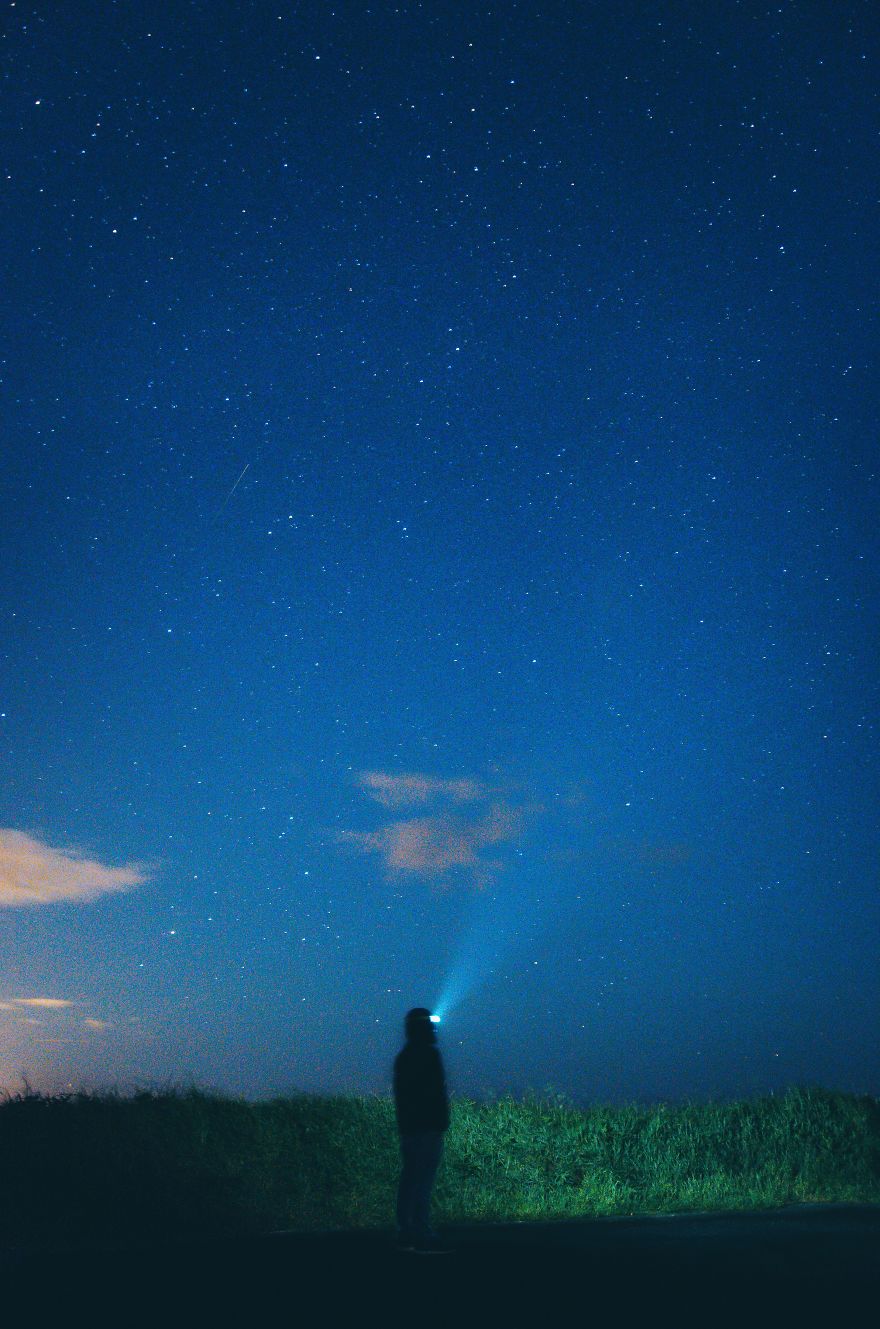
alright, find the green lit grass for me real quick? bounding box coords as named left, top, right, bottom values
left=0, top=1086, right=876, bottom=1246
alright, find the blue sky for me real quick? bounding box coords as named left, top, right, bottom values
left=1, top=0, right=877, bottom=1102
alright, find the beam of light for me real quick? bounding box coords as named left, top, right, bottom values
left=433, top=880, right=522, bottom=1023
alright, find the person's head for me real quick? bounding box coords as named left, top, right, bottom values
left=404, top=1007, right=437, bottom=1044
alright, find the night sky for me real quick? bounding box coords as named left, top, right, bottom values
left=1, top=1, right=877, bottom=1105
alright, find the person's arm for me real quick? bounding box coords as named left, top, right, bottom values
left=433, top=1048, right=451, bottom=1130
left=393, top=1052, right=408, bottom=1130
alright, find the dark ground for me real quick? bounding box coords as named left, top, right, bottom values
left=5, top=1205, right=878, bottom=1327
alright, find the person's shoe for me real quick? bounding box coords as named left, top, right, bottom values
left=395, top=1230, right=416, bottom=1252
left=412, top=1234, right=452, bottom=1255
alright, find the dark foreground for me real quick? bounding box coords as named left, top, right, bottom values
left=6, top=1205, right=879, bottom=1327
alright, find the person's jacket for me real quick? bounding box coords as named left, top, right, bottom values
left=393, top=1040, right=450, bottom=1134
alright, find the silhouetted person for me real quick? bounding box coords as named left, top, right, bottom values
left=393, top=1007, right=450, bottom=1253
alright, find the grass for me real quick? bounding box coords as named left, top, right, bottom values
left=0, top=1085, right=876, bottom=1247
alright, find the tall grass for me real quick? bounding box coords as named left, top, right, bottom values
left=0, top=1086, right=876, bottom=1246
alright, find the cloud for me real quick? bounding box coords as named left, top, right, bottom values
left=83, top=1018, right=111, bottom=1031
left=0, top=829, right=149, bottom=907
left=356, top=770, right=488, bottom=808
left=9, top=998, right=74, bottom=1010
left=341, top=770, right=531, bottom=889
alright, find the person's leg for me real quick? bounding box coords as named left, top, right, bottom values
left=396, top=1134, right=418, bottom=1242
left=410, top=1131, right=443, bottom=1241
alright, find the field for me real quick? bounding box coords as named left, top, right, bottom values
left=1, top=1085, right=877, bottom=1248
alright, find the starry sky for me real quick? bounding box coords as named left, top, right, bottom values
left=1, top=1, right=877, bottom=1104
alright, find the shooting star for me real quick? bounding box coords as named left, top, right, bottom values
left=215, top=463, right=250, bottom=517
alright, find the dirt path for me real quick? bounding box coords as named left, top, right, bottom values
left=6, top=1204, right=878, bottom=1325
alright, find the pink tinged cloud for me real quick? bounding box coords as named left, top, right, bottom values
left=339, top=801, right=526, bottom=889
left=356, top=770, right=488, bottom=808
left=0, top=829, right=149, bottom=907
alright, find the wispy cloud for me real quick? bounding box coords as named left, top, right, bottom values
left=0, top=829, right=149, bottom=907
left=0, top=1000, right=120, bottom=1092
left=1, top=999, right=117, bottom=1035
left=356, top=770, right=489, bottom=808
left=340, top=771, right=532, bottom=889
